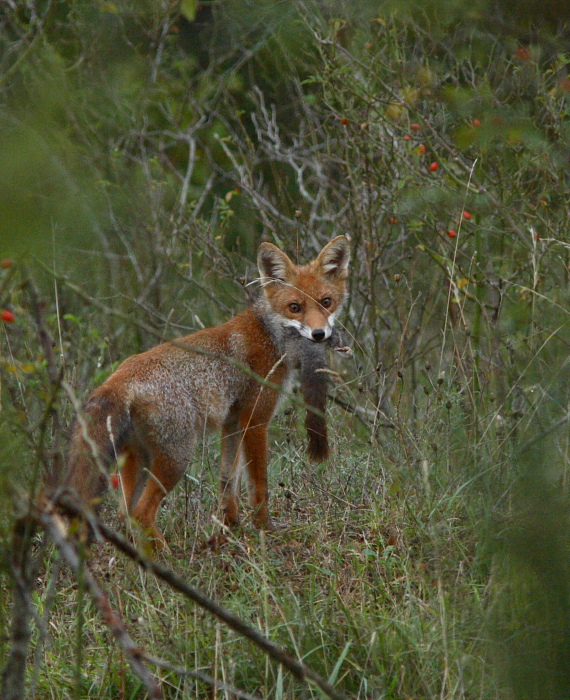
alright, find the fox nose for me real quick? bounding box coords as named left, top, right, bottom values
left=311, top=329, right=326, bottom=342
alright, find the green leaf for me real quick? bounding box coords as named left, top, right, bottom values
left=328, top=642, right=351, bottom=685
left=180, top=0, right=197, bottom=22
left=100, top=2, right=119, bottom=13
left=63, top=313, right=83, bottom=325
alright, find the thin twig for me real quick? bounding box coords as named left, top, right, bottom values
left=144, top=654, right=262, bottom=700
left=24, top=276, right=64, bottom=487
left=330, top=394, right=394, bottom=429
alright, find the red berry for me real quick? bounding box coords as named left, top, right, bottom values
left=404, top=134, right=412, bottom=141
left=1, top=310, right=15, bottom=323
left=472, top=119, right=481, bottom=127
left=448, top=229, right=457, bottom=238
left=418, top=143, right=426, bottom=154
left=429, top=162, right=439, bottom=172
left=389, top=217, right=398, bottom=224
left=340, top=118, right=349, bottom=125
left=110, top=473, right=120, bottom=490
left=462, top=211, right=472, bottom=220
left=411, top=123, right=421, bottom=131
left=0, top=259, right=13, bottom=269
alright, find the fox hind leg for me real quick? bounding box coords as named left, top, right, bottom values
left=131, top=453, right=185, bottom=550
left=117, top=450, right=141, bottom=517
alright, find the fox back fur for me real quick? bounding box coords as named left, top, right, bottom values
left=66, top=236, right=350, bottom=546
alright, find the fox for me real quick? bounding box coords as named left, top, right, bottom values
left=65, top=235, right=351, bottom=547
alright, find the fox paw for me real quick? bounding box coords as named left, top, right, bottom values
left=259, top=518, right=288, bottom=532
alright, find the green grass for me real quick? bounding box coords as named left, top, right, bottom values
left=7, top=400, right=503, bottom=700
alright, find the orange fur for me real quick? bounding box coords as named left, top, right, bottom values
left=65, top=237, right=350, bottom=546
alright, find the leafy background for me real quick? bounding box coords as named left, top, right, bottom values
left=1, top=0, right=570, bottom=697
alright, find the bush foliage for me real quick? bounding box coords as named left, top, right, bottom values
left=1, top=1, right=570, bottom=698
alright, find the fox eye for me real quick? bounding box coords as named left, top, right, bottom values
left=289, top=302, right=302, bottom=313
left=321, top=297, right=332, bottom=308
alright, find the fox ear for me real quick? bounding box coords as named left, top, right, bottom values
left=257, top=242, right=295, bottom=284
left=316, top=236, right=350, bottom=279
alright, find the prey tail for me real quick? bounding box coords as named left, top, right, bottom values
left=66, top=393, right=133, bottom=505
left=298, top=343, right=330, bottom=462
left=303, top=383, right=329, bottom=461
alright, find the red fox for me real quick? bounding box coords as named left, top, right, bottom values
left=66, top=236, right=350, bottom=547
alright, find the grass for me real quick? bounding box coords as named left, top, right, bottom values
left=1, top=266, right=563, bottom=699
left=7, top=393, right=503, bottom=700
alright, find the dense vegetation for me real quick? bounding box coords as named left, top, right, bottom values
left=1, top=1, right=570, bottom=698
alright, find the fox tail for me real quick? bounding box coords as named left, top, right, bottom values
left=66, top=393, right=133, bottom=505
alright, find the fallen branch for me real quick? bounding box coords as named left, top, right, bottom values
left=39, top=507, right=163, bottom=699
left=56, top=496, right=349, bottom=700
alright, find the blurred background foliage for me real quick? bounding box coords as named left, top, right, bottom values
left=1, top=0, right=570, bottom=697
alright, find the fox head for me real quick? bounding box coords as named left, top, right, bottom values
left=257, top=236, right=350, bottom=342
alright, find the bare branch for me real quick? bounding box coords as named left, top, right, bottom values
left=0, top=517, right=38, bottom=700
left=39, top=508, right=163, bottom=699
